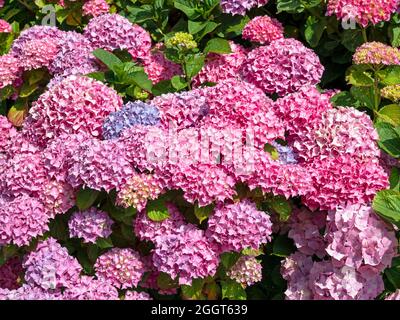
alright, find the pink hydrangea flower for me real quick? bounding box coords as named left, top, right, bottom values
left=95, top=248, right=146, bottom=289
left=220, top=0, right=269, bottom=15
left=325, top=204, right=397, bottom=273
left=353, top=42, right=400, bottom=65
left=0, top=54, right=21, bottom=89
left=0, top=116, right=18, bottom=153
left=241, top=38, right=324, bottom=96
left=40, top=179, right=76, bottom=217
left=23, top=75, right=122, bottom=146
left=0, top=257, right=23, bottom=290
left=18, top=38, right=59, bottom=71
left=386, top=290, right=400, bottom=300
left=326, top=0, right=398, bottom=27
left=134, top=203, right=187, bottom=244
left=23, top=238, right=82, bottom=290
left=206, top=200, right=273, bottom=253
left=303, top=156, right=389, bottom=211
left=63, top=276, right=118, bottom=300
left=0, top=19, right=11, bottom=33
left=124, top=291, right=153, bottom=300
left=152, top=225, right=219, bottom=285
left=227, top=256, right=263, bottom=287
left=242, top=16, right=284, bottom=44
left=288, top=208, right=327, bottom=258
left=84, top=13, right=151, bottom=59
left=0, top=195, right=50, bottom=246
left=68, top=208, right=114, bottom=243
left=192, top=42, right=248, bottom=87
left=82, top=0, right=110, bottom=17
left=0, top=285, right=61, bottom=300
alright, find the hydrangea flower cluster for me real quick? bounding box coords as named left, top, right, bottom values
left=220, top=0, right=269, bottom=15
left=353, top=42, right=400, bottom=65
left=242, top=16, right=284, bottom=44
left=0, top=19, right=11, bottom=33
left=68, top=208, right=114, bottom=243
left=381, top=84, right=400, bottom=102
left=227, top=256, right=263, bottom=287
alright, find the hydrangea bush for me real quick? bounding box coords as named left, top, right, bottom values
left=0, top=0, right=399, bottom=301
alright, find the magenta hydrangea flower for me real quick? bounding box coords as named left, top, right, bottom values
left=326, top=0, right=398, bottom=27
left=143, top=46, right=182, bottom=84
left=40, top=179, right=76, bottom=217
left=84, top=13, right=151, bottom=59
left=68, top=208, right=114, bottom=244
left=288, top=208, right=327, bottom=258
left=325, top=204, right=397, bottom=273
left=220, top=0, right=269, bottom=15
left=66, top=138, right=133, bottom=192
left=18, top=38, right=59, bottom=71
left=242, top=16, right=284, bottom=44
left=291, top=107, right=381, bottom=162
left=152, top=225, right=219, bottom=285
left=0, top=285, right=61, bottom=300
left=303, top=156, right=389, bottom=211
left=0, top=257, right=23, bottom=290
left=241, top=38, right=324, bottom=96
left=192, top=42, right=248, bottom=87
left=353, top=42, right=400, bottom=65
left=0, top=116, right=18, bottom=152
left=0, top=195, right=50, bottom=247
left=0, top=19, right=11, bottom=33
left=95, top=248, right=146, bottom=289
left=23, top=75, right=122, bottom=146
left=309, top=260, right=385, bottom=300
left=227, top=256, right=263, bottom=287
left=124, top=291, right=153, bottom=300
left=206, top=200, right=273, bottom=253
left=23, top=238, right=82, bottom=290
left=82, top=0, right=110, bottom=17
left=117, top=173, right=165, bottom=211
left=281, top=252, right=314, bottom=300
left=134, top=203, right=187, bottom=244
left=0, top=54, right=21, bottom=89
left=63, top=276, right=118, bottom=300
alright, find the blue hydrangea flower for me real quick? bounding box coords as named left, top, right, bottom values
left=103, top=101, right=160, bottom=139
left=272, top=142, right=298, bottom=165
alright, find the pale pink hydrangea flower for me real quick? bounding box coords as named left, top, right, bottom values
left=68, top=208, right=114, bottom=243
left=95, top=248, right=146, bottom=289
left=23, top=75, right=122, bottom=147
left=0, top=285, right=62, bottom=300
left=0, top=54, right=21, bottom=89
left=241, top=38, right=324, bottom=96
left=40, top=179, right=76, bottom=218
left=326, top=0, right=398, bottom=27
left=353, top=42, right=400, bottom=65
left=63, top=276, right=118, bottom=300
left=242, top=16, right=284, bottom=44
left=0, top=116, right=18, bottom=152
left=227, top=256, right=263, bottom=287
left=23, top=238, right=82, bottom=290
left=82, top=0, right=110, bottom=17
left=206, top=200, right=273, bottom=253
left=386, top=290, right=400, bottom=300
left=288, top=208, right=327, bottom=258
left=124, top=291, right=153, bottom=300
left=152, top=225, right=220, bottom=285
left=325, top=204, right=397, bottom=273
left=220, top=0, right=269, bottom=15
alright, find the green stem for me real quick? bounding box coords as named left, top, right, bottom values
left=361, top=27, right=368, bottom=43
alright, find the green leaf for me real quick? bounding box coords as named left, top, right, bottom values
left=372, top=189, right=400, bottom=227
left=76, top=187, right=100, bottom=211
left=171, top=75, right=187, bottom=91
left=390, top=168, right=400, bottom=192
left=152, top=79, right=175, bottom=95
left=188, top=20, right=206, bottom=35
left=174, top=0, right=200, bottom=20
left=92, top=48, right=122, bottom=72
left=181, top=278, right=205, bottom=299
left=389, top=26, right=400, bottom=48
left=19, top=82, right=38, bottom=98
left=276, top=0, right=302, bottom=13
left=269, top=196, right=292, bottom=222
left=350, top=86, right=376, bottom=110
left=146, top=197, right=170, bottom=222
left=126, top=71, right=153, bottom=91
left=272, top=235, right=295, bottom=257
left=220, top=252, right=241, bottom=269
left=346, top=65, right=374, bottom=86
left=86, top=72, right=106, bottom=82
left=386, top=268, right=400, bottom=289
left=375, top=121, right=400, bottom=158
left=194, top=203, right=214, bottom=223
left=87, top=244, right=100, bottom=263
left=378, top=104, right=400, bottom=126
left=377, top=66, right=400, bottom=86
left=304, top=16, right=327, bottom=48
left=221, top=279, right=246, bottom=300
left=49, top=216, right=68, bottom=241
left=204, top=38, right=232, bottom=55
left=330, top=91, right=358, bottom=107
left=96, top=237, right=113, bottom=249
left=184, top=54, right=205, bottom=79
left=157, top=272, right=178, bottom=290
left=341, top=29, right=364, bottom=52
left=264, top=143, right=279, bottom=160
